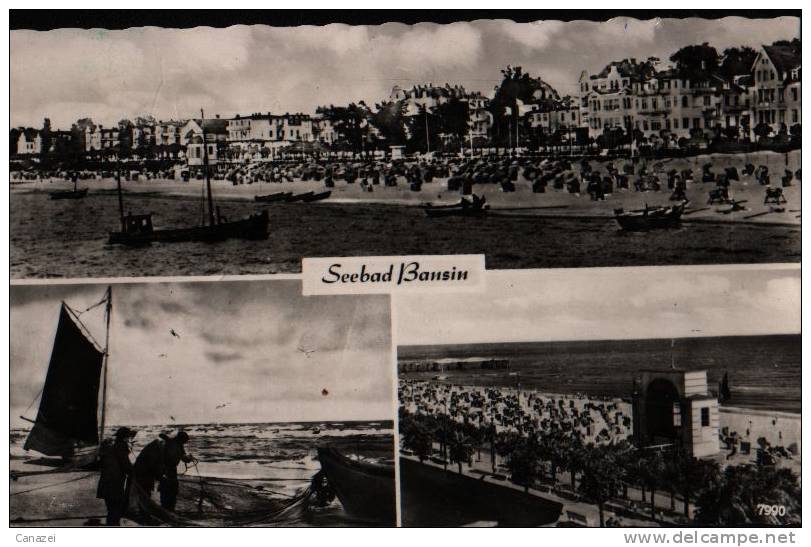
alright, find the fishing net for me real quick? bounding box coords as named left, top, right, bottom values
left=129, top=475, right=314, bottom=527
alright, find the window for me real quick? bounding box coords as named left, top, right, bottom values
left=791, top=88, right=798, bottom=102
left=682, top=96, right=688, bottom=108
left=792, top=109, right=798, bottom=123
left=694, top=118, right=701, bottom=128
left=683, top=117, right=690, bottom=128
left=701, top=407, right=710, bottom=427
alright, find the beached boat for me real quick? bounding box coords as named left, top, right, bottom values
left=613, top=201, right=687, bottom=231
left=108, top=109, right=269, bottom=246
left=20, top=287, right=112, bottom=469
left=301, top=190, right=331, bottom=203
left=285, top=191, right=314, bottom=202
left=422, top=198, right=489, bottom=218
left=316, top=446, right=395, bottom=524
left=49, top=188, right=89, bottom=200
left=254, top=191, right=292, bottom=203
left=399, top=456, right=562, bottom=527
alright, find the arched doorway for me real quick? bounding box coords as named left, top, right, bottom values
left=645, top=378, right=680, bottom=444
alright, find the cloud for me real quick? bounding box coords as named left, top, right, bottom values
left=498, top=20, right=566, bottom=50
left=10, top=17, right=800, bottom=128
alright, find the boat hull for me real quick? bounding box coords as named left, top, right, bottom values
left=254, top=192, right=292, bottom=203
left=614, top=204, right=685, bottom=231
left=423, top=205, right=488, bottom=218
left=399, top=456, right=563, bottom=527
left=285, top=192, right=314, bottom=202
left=108, top=211, right=269, bottom=246
left=301, top=191, right=331, bottom=202
left=316, top=446, right=395, bottom=525
left=49, top=189, right=88, bottom=200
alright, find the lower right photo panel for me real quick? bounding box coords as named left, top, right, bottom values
left=395, top=264, right=800, bottom=528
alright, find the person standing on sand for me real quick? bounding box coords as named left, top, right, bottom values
left=158, top=431, right=197, bottom=511
left=132, top=431, right=197, bottom=512
left=96, top=426, right=137, bottom=526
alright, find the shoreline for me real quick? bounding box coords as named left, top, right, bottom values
left=11, top=176, right=802, bottom=228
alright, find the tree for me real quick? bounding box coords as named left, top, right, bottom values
left=672, top=451, right=719, bottom=519
left=399, top=413, right=434, bottom=463
left=118, top=119, right=134, bottom=159
left=505, top=435, right=542, bottom=493
left=670, top=43, right=719, bottom=80
left=753, top=122, right=773, bottom=143
left=719, top=46, right=757, bottom=80
left=447, top=429, right=475, bottom=474
left=489, top=65, right=560, bottom=147
left=370, top=101, right=407, bottom=148
left=694, top=464, right=801, bottom=526
left=640, top=451, right=666, bottom=520
left=40, top=118, right=52, bottom=156
left=578, top=445, right=623, bottom=527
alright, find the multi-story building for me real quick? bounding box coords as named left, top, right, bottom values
left=579, top=56, right=757, bottom=144
left=154, top=120, right=183, bottom=147
left=750, top=44, right=801, bottom=138
left=183, top=117, right=229, bottom=166
left=131, top=124, right=155, bottom=149
left=16, top=128, right=42, bottom=155
left=312, top=114, right=337, bottom=145
left=526, top=96, right=581, bottom=135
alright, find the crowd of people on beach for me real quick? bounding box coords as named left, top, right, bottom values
left=96, top=427, right=196, bottom=526
left=399, top=380, right=633, bottom=446
left=12, top=152, right=801, bottom=210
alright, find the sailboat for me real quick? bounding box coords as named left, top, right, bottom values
left=108, top=109, right=269, bottom=246
left=49, top=175, right=88, bottom=200
left=21, top=287, right=112, bottom=468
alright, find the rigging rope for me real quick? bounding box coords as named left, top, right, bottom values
left=63, top=303, right=106, bottom=354
left=10, top=472, right=96, bottom=496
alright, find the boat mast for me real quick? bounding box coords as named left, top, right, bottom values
left=98, top=286, right=113, bottom=449
left=201, top=108, right=216, bottom=227
left=116, top=159, right=125, bottom=232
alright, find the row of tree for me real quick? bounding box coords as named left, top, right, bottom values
left=399, top=409, right=801, bottom=527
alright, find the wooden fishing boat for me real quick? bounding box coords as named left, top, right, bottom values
left=614, top=201, right=687, bottom=231
left=108, top=109, right=269, bottom=246
left=20, top=287, right=113, bottom=469
left=254, top=191, right=292, bottom=203
left=301, top=190, right=331, bottom=203
left=316, top=446, right=395, bottom=525
left=423, top=204, right=489, bottom=218
left=49, top=188, right=89, bottom=200
left=422, top=196, right=488, bottom=218
left=285, top=191, right=315, bottom=202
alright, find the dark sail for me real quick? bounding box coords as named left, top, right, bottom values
left=24, top=304, right=104, bottom=457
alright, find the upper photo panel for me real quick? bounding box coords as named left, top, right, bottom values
left=10, top=15, right=801, bottom=279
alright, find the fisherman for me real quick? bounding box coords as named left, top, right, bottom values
left=96, top=426, right=136, bottom=526
left=158, top=431, right=197, bottom=511
left=132, top=431, right=195, bottom=511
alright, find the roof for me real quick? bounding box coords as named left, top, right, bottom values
left=189, top=118, right=229, bottom=135
left=762, top=45, right=801, bottom=80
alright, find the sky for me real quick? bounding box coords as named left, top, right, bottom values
left=396, top=265, right=800, bottom=346
left=11, top=280, right=392, bottom=427
left=10, top=16, right=800, bottom=129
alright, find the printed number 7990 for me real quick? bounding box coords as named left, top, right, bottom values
left=757, top=504, right=787, bottom=516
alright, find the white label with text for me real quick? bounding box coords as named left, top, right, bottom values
left=302, top=255, right=485, bottom=295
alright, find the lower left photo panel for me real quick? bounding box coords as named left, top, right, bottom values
left=10, top=279, right=396, bottom=527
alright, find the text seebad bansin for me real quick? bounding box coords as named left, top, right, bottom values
left=322, top=262, right=469, bottom=285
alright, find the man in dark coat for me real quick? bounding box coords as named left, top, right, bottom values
left=96, top=426, right=136, bottom=526
left=133, top=431, right=196, bottom=512
left=158, top=431, right=196, bottom=511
